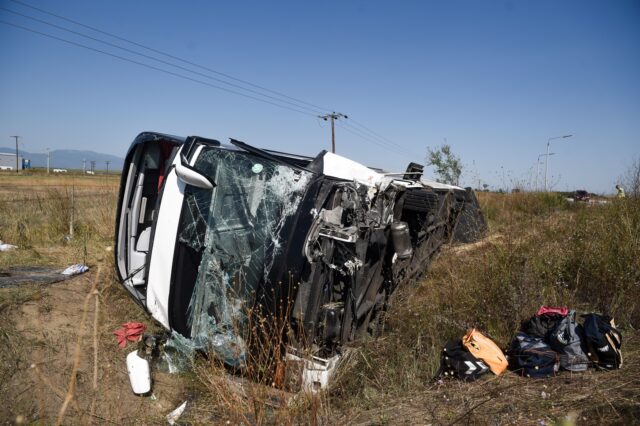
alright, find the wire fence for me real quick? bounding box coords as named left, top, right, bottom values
left=0, top=183, right=118, bottom=244
left=0, top=192, right=116, bottom=204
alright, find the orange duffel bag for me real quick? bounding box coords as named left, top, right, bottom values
left=462, top=328, right=508, bottom=375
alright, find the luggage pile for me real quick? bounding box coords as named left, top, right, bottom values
left=437, top=307, right=622, bottom=382
left=510, top=307, right=622, bottom=377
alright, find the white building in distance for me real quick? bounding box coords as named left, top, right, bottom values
left=0, top=153, right=24, bottom=170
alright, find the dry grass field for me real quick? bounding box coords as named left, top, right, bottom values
left=0, top=173, right=638, bottom=425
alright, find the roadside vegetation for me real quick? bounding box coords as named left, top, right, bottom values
left=187, top=191, right=640, bottom=425
left=0, top=172, right=118, bottom=270
left=0, top=171, right=638, bottom=424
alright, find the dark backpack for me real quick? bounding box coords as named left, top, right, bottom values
left=548, top=310, right=590, bottom=371
left=507, top=332, right=559, bottom=378
left=436, top=339, right=489, bottom=382
left=521, top=313, right=564, bottom=340
left=582, top=313, right=623, bottom=370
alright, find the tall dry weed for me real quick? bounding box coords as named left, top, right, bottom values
left=191, top=280, right=329, bottom=424
left=0, top=184, right=117, bottom=266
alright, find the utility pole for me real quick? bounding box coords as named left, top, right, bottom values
left=318, top=112, right=348, bottom=153
left=10, top=136, right=19, bottom=173
left=105, top=161, right=110, bottom=175
left=46, top=148, right=50, bottom=174
left=90, top=160, right=96, bottom=174
left=83, top=158, right=86, bottom=174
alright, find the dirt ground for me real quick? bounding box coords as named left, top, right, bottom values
left=0, top=266, right=194, bottom=425
left=0, top=173, right=198, bottom=425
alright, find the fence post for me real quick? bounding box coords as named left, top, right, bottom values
left=69, top=184, right=75, bottom=238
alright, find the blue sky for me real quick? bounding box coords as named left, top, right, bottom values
left=1, top=0, right=638, bottom=193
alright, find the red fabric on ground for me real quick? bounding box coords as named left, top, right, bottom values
left=536, top=306, right=569, bottom=317
left=113, top=322, right=146, bottom=348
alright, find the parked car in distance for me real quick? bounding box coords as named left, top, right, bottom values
left=574, top=190, right=590, bottom=202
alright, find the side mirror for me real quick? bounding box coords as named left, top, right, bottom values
left=175, top=154, right=214, bottom=189
left=126, top=350, right=151, bottom=395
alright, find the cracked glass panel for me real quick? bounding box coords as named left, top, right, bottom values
left=181, top=147, right=312, bottom=366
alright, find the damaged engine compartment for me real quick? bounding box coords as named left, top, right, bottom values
left=115, top=132, right=486, bottom=389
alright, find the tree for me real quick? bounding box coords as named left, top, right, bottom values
left=619, top=156, right=640, bottom=198
left=426, top=144, right=462, bottom=185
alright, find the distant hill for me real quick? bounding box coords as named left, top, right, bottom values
left=0, top=147, right=124, bottom=171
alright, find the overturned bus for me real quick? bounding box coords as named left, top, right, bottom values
left=115, top=132, right=486, bottom=388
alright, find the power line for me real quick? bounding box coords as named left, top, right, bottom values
left=0, top=20, right=318, bottom=117
left=341, top=121, right=409, bottom=153
left=347, top=118, right=411, bottom=152
left=338, top=121, right=422, bottom=159
left=339, top=125, right=414, bottom=161
left=0, top=6, right=327, bottom=115
left=7, top=0, right=334, bottom=113
left=3, top=18, right=415, bottom=159
left=335, top=122, right=417, bottom=161
left=3, top=19, right=421, bottom=162
left=4, top=0, right=422, bottom=162
left=337, top=116, right=424, bottom=158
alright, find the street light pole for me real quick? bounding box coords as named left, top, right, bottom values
left=544, top=134, right=572, bottom=191
left=10, top=136, right=20, bottom=174
left=536, top=153, right=555, bottom=191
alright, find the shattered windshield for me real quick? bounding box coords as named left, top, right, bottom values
left=177, top=147, right=312, bottom=366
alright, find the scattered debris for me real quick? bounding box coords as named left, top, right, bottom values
left=0, top=242, right=17, bottom=252
left=166, top=401, right=188, bottom=425
left=61, top=263, right=89, bottom=276
left=114, top=322, right=147, bottom=348
left=0, top=266, right=68, bottom=288
left=285, top=351, right=341, bottom=393
left=447, top=233, right=502, bottom=255
left=160, top=332, right=196, bottom=374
